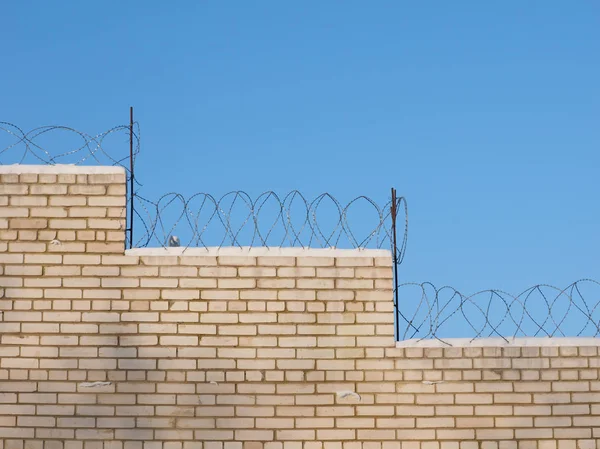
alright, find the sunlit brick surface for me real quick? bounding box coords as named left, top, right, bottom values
left=0, top=166, right=599, bottom=448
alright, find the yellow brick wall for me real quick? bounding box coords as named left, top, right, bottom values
left=0, top=167, right=599, bottom=449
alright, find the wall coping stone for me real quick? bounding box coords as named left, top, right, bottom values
left=0, top=164, right=125, bottom=174
left=126, top=247, right=391, bottom=257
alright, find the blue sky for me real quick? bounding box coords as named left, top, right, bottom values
left=1, top=2, right=598, bottom=301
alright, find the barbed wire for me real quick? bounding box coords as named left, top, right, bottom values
left=4, top=120, right=597, bottom=343
left=396, top=279, right=600, bottom=344
left=131, top=191, right=408, bottom=257
left=0, top=122, right=140, bottom=172
left=0, top=121, right=407, bottom=255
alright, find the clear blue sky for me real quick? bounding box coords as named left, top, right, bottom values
left=1, top=2, right=598, bottom=298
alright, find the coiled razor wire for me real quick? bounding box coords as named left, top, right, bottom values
left=397, top=279, right=600, bottom=344
left=0, top=121, right=407, bottom=254
left=0, top=122, right=140, bottom=172
left=132, top=191, right=408, bottom=259
left=3, top=120, right=598, bottom=342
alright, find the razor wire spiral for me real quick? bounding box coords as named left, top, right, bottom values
left=0, top=122, right=140, bottom=171
left=3, top=119, right=597, bottom=342
left=131, top=191, right=408, bottom=258
left=396, top=279, right=600, bottom=343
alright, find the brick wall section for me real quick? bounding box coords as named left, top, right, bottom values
left=0, top=166, right=599, bottom=449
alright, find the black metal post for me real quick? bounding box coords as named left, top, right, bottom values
left=129, top=107, right=134, bottom=249
left=391, top=188, right=400, bottom=340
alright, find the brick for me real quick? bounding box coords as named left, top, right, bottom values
left=199, top=266, right=237, bottom=277
left=86, top=242, right=124, bottom=253
left=102, top=255, right=139, bottom=265
left=162, top=289, right=200, bottom=300
left=4, top=286, right=44, bottom=300
left=80, top=312, right=119, bottom=322
left=355, top=267, right=391, bottom=278
left=87, top=196, right=126, bottom=207
left=202, top=290, right=239, bottom=300
left=161, top=312, right=200, bottom=322
left=124, top=289, right=161, bottom=300
left=100, top=323, right=138, bottom=334
left=254, top=256, right=294, bottom=266
left=120, top=312, right=159, bottom=322
left=278, top=290, right=316, bottom=301
left=87, top=218, right=123, bottom=230
left=179, top=278, right=218, bottom=288
left=356, top=313, right=393, bottom=324
left=103, top=265, right=141, bottom=279
left=217, top=256, right=257, bottom=266
left=258, top=278, right=295, bottom=289
left=239, top=267, right=277, bottom=277
left=374, top=257, right=392, bottom=267
left=536, top=416, right=572, bottom=427
left=19, top=229, right=41, bottom=240
left=297, top=279, right=334, bottom=289
left=48, top=218, right=87, bottom=229
left=66, top=184, right=106, bottom=195
left=336, top=279, right=375, bottom=289
left=0, top=277, right=23, bottom=287
left=0, top=183, right=28, bottom=194
left=0, top=428, right=35, bottom=438
left=140, top=278, right=178, bottom=288
left=0, top=207, right=29, bottom=217
left=62, top=277, right=101, bottom=288
left=62, top=254, right=101, bottom=265
left=352, top=334, right=395, bottom=347
left=37, top=173, right=58, bottom=183
left=9, top=218, right=47, bottom=229
left=332, top=257, right=373, bottom=267
left=28, top=184, right=67, bottom=195
left=31, top=207, right=69, bottom=218
left=235, top=430, right=274, bottom=441
left=102, top=277, right=139, bottom=288
left=160, top=336, right=199, bottom=346
left=159, top=266, right=198, bottom=277
left=276, top=267, right=315, bottom=278
left=297, top=257, right=334, bottom=267
left=9, top=242, right=47, bottom=253
left=552, top=404, right=590, bottom=415
left=218, top=278, right=257, bottom=289
left=513, top=405, right=551, bottom=416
